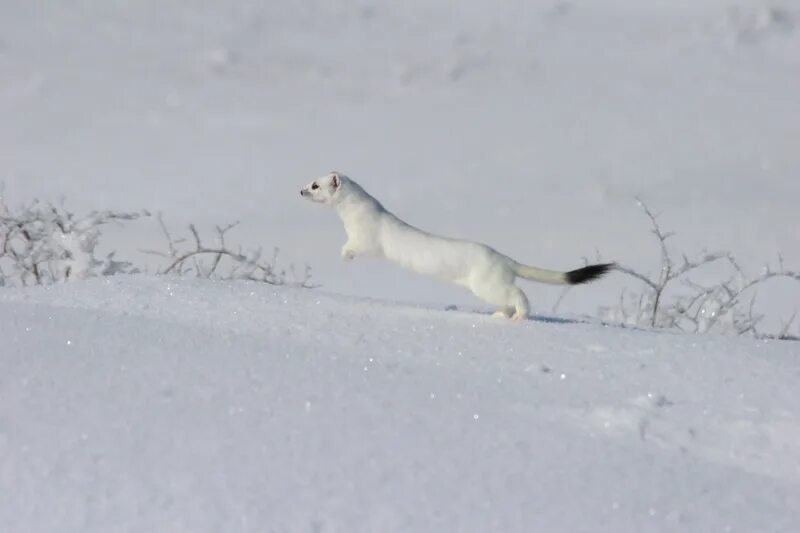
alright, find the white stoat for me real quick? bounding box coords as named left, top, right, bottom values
left=300, top=171, right=612, bottom=320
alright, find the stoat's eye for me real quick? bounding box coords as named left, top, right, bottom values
left=311, top=183, right=319, bottom=190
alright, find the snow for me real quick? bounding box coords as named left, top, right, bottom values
left=2, top=0, right=800, bottom=530
left=2, top=276, right=800, bottom=532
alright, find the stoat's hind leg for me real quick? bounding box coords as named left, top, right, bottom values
left=470, top=277, right=529, bottom=321
left=509, top=288, right=530, bottom=321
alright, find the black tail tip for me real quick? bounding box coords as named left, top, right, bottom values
left=566, top=263, right=615, bottom=285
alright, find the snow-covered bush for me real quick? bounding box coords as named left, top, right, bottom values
left=0, top=189, right=315, bottom=288
left=599, top=198, right=800, bottom=340
left=0, top=192, right=146, bottom=287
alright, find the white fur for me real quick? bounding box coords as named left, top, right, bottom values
left=301, top=171, right=579, bottom=320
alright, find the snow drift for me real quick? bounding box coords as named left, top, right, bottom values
left=1, top=276, right=799, bottom=532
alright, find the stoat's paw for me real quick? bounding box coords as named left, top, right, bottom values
left=511, top=313, right=528, bottom=321
left=341, top=248, right=355, bottom=261
left=492, top=307, right=514, bottom=319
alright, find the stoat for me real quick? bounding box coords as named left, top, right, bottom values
left=301, top=171, right=612, bottom=320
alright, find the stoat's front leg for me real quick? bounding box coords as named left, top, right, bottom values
left=341, top=244, right=356, bottom=261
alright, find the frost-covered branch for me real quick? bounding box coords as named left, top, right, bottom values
left=611, top=198, right=730, bottom=327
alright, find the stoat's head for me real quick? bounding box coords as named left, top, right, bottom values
left=300, top=171, right=346, bottom=205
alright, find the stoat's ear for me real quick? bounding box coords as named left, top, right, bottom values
left=331, top=172, right=341, bottom=189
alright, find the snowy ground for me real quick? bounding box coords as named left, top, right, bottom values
left=2, top=1, right=800, bottom=531
left=2, top=276, right=800, bottom=532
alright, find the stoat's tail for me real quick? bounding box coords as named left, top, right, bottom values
left=511, top=261, right=614, bottom=285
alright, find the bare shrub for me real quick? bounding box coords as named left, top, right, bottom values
left=599, top=198, right=800, bottom=340
left=142, top=214, right=317, bottom=287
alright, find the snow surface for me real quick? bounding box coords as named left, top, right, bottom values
left=1, top=276, right=800, bottom=532
left=2, top=1, right=800, bottom=530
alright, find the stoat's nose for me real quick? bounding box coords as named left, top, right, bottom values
left=300, top=189, right=306, bottom=196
